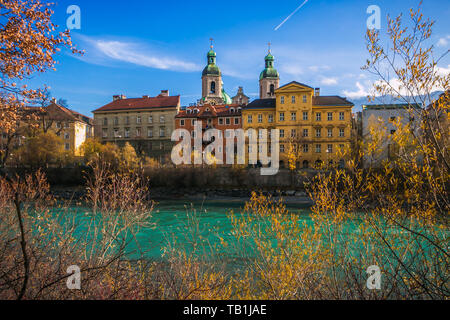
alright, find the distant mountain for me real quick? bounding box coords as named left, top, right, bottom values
left=347, top=91, right=444, bottom=112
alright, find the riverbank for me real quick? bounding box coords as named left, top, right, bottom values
left=50, top=185, right=313, bottom=205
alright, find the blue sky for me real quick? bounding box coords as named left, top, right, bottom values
left=25, top=0, right=450, bottom=116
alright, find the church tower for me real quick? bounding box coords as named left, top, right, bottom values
left=259, top=44, right=280, bottom=99
left=201, top=40, right=224, bottom=105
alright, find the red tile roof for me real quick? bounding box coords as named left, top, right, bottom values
left=93, top=96, right=180, bottom=113
left=176, top=104, right=242, bottom=118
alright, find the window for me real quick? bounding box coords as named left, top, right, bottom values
left=125, top=116, right=130, bottom=125
left=136, top=128, right=141, bottom=137
left=234, top=118, right=239, bottom=125
left=291, top=112, right=297, bottom=121
left=114, top=117, right=119, bottom=125
left=103, top=118, right=108, bottom=126
left=292, top=96, right=296, bottom=104
left=339, top=112, right=345, bottom=121
left=136, top=116, right=141, bottom=124
left=268, top=114, right=274, bottom=123
left=226, top=118, right=231, bottom=125
left=180, top=119, right=185, bottom=126
left=291, top=129, right=296, bottom=138
left=280, top=144, right=285, bottom=153
left=328, top=128, right=333, bottom=138
left=279, top=112, right=285, bottom=122
left=328, top=112, right=333, bottom=121
left=316, top=113, right=322, bottom=121
left=270, top=84, right=275, bottom=96
left=160, top=127, right=165, bottom=137
left=102, top=129, right=108, bottom=138
left=65, top=143, right=70, bottom=151
left=280, top=96, right=285, bottom=104
left=64, top=122, right=69, bottom=129
left=148, top=115, right=153, bottom=124
left=303, top=95, right=307, bottom=103
left=56, top=122, right=62, bottom=129
left=210, top=81, right=216, bottom=94
left=248, top=115, right=253, bottom=124
left=303, top=112, right=308, bottom=121
left=316, top=144, right=322, bottom=153
left=124, top=128, right=130, bottom=138
left=316, top=128, right=321, bottom=138
left=191, top=119, right=196, bottom=126
left=64, top=133, right=70, bottom=140
left=148, top=127, right=153, bottom=138
left=303, top=144, right=309, bottom=153
left=303, top=129, right=309, bottom=137
left=327, top=144, right=333, bottom=154
left=160, top=116, right=165, bottom=123
left=258, top=114, right=263, bottom=123
left=390, top=116, right=396, bottom=122
left=280, top=129, right=285, bottom=138
left=339, top=144, right=345, bottom=150
left=390, top=130, right=396, bottom=135
left=339, top=128, right=345, bottom=137
left=219, top=118, right=224, bottom=125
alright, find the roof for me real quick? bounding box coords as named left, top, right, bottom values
left=313, top=96, right=354, bottom=107
left=278, top=81, right=314, bottom=90
left=93, top=95, right=180, bottom=113
left=363, top=103, right=422, bottom=110
left=25, top=103, right=92, bottom=125
left=244, top=98, right=276, bottom=110
left=176, top=104, right=241, bottom=119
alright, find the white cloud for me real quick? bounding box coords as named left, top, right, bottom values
left=437, top=35, right=450, bottom=47
left=75, top=36, right=200, bottom=73
left=321, top=77, right=338, bottom=85
left=342, top=82, right=370, bottom=99
left=94, top=40, right=200, bottom=72
left=309, top=65, right=331, bottom=72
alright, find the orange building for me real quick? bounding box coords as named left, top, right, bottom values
left=175, top=104, right=242, bottom=162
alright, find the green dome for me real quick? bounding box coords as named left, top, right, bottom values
left=202, top=64, right=221, bottom=76
left=259, top=51, right=279, bottom=80
left=260, top=67, right=279, bottom=80
left=222, top=88, right=232, bottom=104
left=203, top=48, right=221, bottom=76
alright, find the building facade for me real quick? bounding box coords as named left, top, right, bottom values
left=243, top=81, right=354, bottom=168
left=175, top=104, right=242, bottom=163
left=0, top=101, right=93, bottom=157
left=362, top=104, right=423, bottom=168
left=92, top=91, right=180, bottom=162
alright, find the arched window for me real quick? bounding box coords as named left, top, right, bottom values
left=210, top=81, right=216, bottom=94
left=270, top=84, right=275, bottom=96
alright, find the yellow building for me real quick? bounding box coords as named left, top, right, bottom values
left=0, top=101, right=93, bottom=157
left=243, top=81, right=354, bottom=169
left=37, top=102, right=93, bottom=156
left=275, top=81, right=354, bottom=168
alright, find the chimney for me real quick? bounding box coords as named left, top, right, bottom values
left=160, top=90, right=169, bottom=97
left=314, top=88, right=320, bottom=97
left=143, top=95, right=149, bottom=99
left=51, top=97, right=57, bottom=104
left=113, top=95, right=126, bottom=101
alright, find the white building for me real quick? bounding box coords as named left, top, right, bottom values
left=362, top=104, right=423, bottom=168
